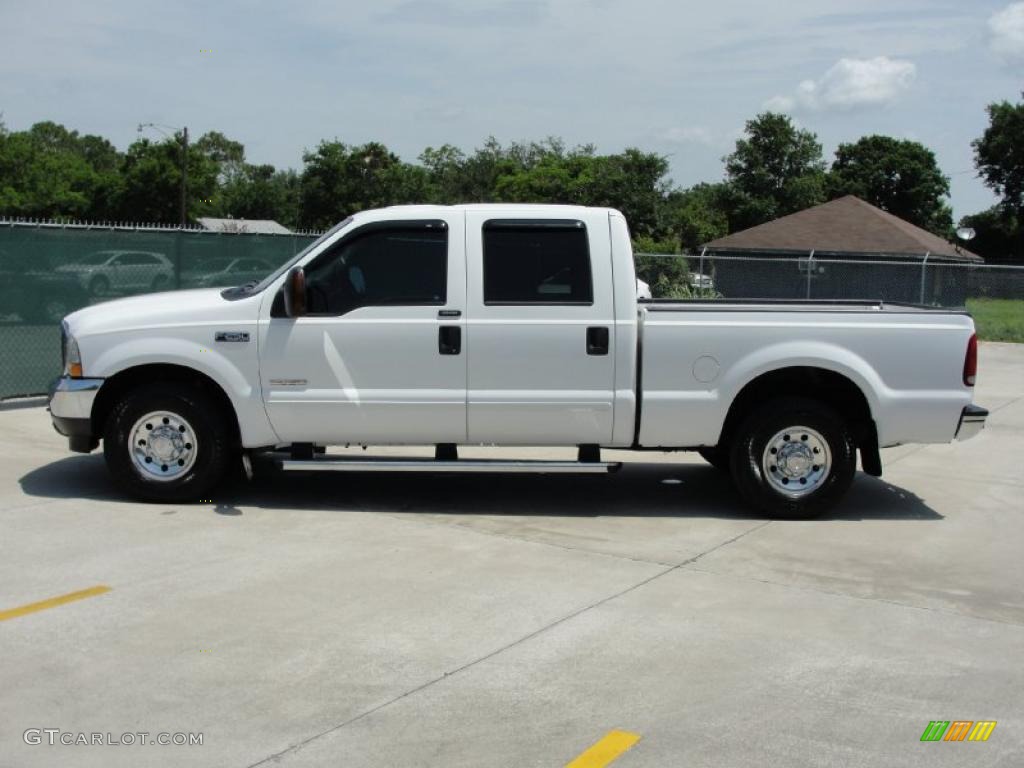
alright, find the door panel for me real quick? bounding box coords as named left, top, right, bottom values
left=464, top=212, right=616, bottom=445
left=258, top=216, right=467, bottom=444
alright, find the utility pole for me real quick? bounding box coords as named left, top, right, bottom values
left=180, top=126, right=189, bottom=228
left=138, top=122, right=189, bottom=289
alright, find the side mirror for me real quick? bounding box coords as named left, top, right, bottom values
left=283, top=266, right=307, bottom=318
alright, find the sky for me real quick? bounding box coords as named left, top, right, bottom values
left=1, top=0, right=1022, bottom=221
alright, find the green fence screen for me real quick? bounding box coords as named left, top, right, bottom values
left=0, top=222, right=319, bottom=398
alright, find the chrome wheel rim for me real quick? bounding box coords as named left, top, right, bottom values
left=762, top=425, right=831, bottom=498
left=129, top=411, right=197, bottom=482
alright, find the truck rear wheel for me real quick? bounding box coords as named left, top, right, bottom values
left=730, top=397, right=855, bottom=519
left=697, top=447, right=730, bottom=473
left=103, top=382, right=232, bottom=502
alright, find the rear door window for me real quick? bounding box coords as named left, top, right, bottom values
left=482, top=220, right=592, bottom=305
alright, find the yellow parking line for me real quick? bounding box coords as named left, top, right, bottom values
left=566, top=730, right=641, bottom=768
left=0, top=585, right=112, bottom=622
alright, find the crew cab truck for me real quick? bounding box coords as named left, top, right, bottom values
left=48, top=205, right=988, bottom=518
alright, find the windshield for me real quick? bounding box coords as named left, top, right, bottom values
left=243, top=217, right=354, bottom=294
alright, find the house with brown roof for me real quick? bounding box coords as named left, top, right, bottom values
left=701, top=196, right=981, bottom=306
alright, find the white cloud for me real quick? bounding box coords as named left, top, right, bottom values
left=660, top=126, right=716, bottom=145
left=767, top=56, right=916, bottom=112
left=990, top=3, right=1024, bottom=60
left=763, top=95, right=795, bottom=112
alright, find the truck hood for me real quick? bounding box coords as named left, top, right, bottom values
left=65, top=288, right=262, bottom=337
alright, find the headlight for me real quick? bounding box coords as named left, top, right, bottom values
left=64, top=332, right=83, bottom=378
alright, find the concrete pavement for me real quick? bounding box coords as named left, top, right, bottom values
left=1, top=342, right=1021, bottom=767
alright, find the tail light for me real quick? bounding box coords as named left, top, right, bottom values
left=963, top=333, right=977, bottom=387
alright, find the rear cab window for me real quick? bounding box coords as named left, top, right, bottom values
left=482, top=220, right=592, bottom=305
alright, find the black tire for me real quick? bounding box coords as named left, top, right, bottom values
left=697, top=446, right=730, bottom=473
left=19, top=295, right=72, bottom=324
left=103, top=382, right=233, bottom=502
left=89, top=275, right=110, bottom=297
left=730, top=397, right=856, bottom=519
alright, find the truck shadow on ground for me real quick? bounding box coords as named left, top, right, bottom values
left=19, top=455, right=942, bottom=521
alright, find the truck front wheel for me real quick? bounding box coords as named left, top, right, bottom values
left=730, top=397, right=856, bottom=519
left=103, top=382, right=232, bottom=502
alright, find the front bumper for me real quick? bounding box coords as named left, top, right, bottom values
left=48, top=376, right=104, bottom=452
left=955, top=404, right=988, bottom=441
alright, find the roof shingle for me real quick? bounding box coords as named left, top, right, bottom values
left=703, top=196, right=982, bottom=262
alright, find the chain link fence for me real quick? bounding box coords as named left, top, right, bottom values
left=635, top=252, right=1024, bottom=304
left=1, top=219, right=320, bottom=399
left=2, top=222, right=1022, bottom=399
left=635, top=251, right=1024, bottom=348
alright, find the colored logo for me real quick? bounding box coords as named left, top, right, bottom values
left=921, top=721, right=996, bottom=742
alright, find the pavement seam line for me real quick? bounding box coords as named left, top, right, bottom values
left=245, top=520, right=772, bottom=767
left=880, top=470, right=1024, bottom=490
left=683, top=564, right=1024, bottom=629
left=377, top=510, right=680, bottom=567
left=989, top=394, right=1023, bottom=415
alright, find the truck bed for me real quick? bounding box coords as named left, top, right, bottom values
left=635, top=298, right=976, bottom=450
left=641, top=298, right=969, bottom=314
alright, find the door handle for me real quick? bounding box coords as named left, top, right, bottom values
left=586, top=326, right=609, bottom=355
left=439, top=326, right=461, bottom=355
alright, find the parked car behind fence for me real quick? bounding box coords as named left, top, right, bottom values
left=56, top=251, right=174, bottom=297
left=181, top=257, right=276, bottom=289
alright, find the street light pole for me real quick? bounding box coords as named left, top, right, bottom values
left=137, top=122, right=188, bottom=227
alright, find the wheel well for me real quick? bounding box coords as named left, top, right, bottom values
left=719, top=366, right=877, bottom=458
left=91, top=364, right=241, bottom=447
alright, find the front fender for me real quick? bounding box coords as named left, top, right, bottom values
left=83, top=332, right=279, bottom=447
left=90, top=337, right=252, bottom=398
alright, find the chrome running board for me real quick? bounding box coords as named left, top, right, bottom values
left=278, top=457, right=621, bottom=474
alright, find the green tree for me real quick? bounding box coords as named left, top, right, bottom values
left=115, top=137, right=188, bottom=222
left=421, top=137, right=570, bottom=204
left=419, top=143, right=469, bottom=203
left=115, top=131, right=223, bottom=223
left=575, top=148, right=671, bottom=237
left=959, top=206, right=1019, bottom=264
left=0, top=121, right=123, bottom=220
left=973, top=93, right=1024, bottom=259
left=299, top=141, right=429, bottom=229
left=220, top=165, right=301, bottom=228
left=115, top=130, right=248, bottom=223
left=663, top=183, right=730, bottom=251
left=420, top=137, right=672, bottom=236
left=724, top=112, right=826, bottom=230
left=827, top=135, right=952, bottom=235
left=633, top=234, right=692, bottom=298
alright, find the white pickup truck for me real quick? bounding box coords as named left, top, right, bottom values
left=48, top=205, right=987, bottom=518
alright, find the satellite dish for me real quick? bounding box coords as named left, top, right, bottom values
left=956, top=227, right=976, bottom=242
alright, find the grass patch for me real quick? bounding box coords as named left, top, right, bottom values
left=966, top=298, right=1024, bottom=343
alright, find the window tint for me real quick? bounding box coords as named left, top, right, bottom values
left=482, top=220, right=592, bottom=304
left=304, top=222, right=448, bottom=315
left=118, top=253, right=158, bottom=265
